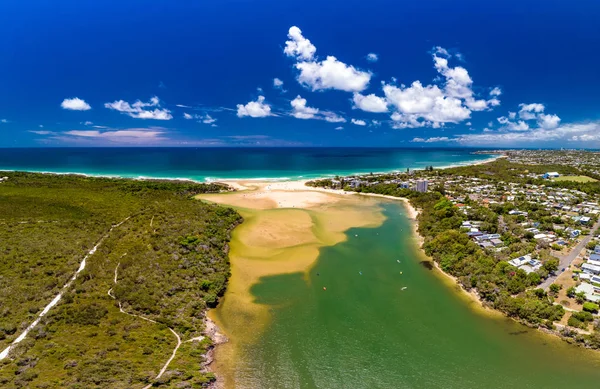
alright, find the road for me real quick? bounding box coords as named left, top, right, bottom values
left=540, top=219, right=600, bottom=290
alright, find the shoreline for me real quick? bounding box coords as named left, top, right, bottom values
left=0, top=153, right=503, bottom=184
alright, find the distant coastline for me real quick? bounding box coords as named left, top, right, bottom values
left=0, top=153, right=503, bottom=184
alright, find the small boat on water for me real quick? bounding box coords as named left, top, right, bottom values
left=401, top=287, right=408, bottom=291
left=323, top=287, right=327, bottom=291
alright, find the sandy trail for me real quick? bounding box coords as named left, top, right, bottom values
left=0, top=217, right=130, bottom=360
left=107, top=261, right=183, bottom=389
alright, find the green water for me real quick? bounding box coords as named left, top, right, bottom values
left=233, top=202, right=600, bottom=388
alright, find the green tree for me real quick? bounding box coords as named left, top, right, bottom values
left=582, top=302, right=599, bottom=313
left=549, top=283, right=561, bottom=294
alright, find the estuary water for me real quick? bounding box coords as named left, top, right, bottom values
left=0, top=147, right=495, bottom=181
left=215, top=201, right=600, bottom=389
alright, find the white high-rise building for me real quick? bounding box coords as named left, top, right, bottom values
left=415, top=179, right=428, bottom=193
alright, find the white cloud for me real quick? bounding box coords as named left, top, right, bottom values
left=0, top=119, right=8, bottom=123
left=289, top=95, right=346, bottom=123
left=105, top=96, right=172, bottom=120
left=495, top=104, right=560, bottom=132
left=284, top=26, right=316, bottom=60
left=183, top=112, right=217, bottom=124
left=351, top=118, right=367, bottom=126
left=352, top=92, right=388, bottom=113
left=202, top=114, right=217, bottom=124
left=322, top=111, right=346, bottom=123
left=34, top=127, right=170, bottom=145
left=455, top=120, right=600, bottom=146
left=236, top=96, right=272, bottom=118
left=497, top=115, right=529, bottom=131
left=490, top=87, right=502, bottom=97
left=284, top=27, right=371, bottom=92
left=382, top=46, right=500, bottom=129
left=290, top=95, right=319, bottom=119
left=335, top=126, right=344, bottom=130
left=61, top=97, right=91, bottom=111
left=83, top=121, right=93, bottom=126
left=518, top=103, right=545, bottom=120
left=273, top=78, right=285, bottom=90
left=384, top=81, right=471, bottom=128
left=411, top=136, right=451, bottom=143
left=295, top=56, right=371, bottom=92
left=366, top=53, right=378, bottom=62
left=538, top=113, right=561, bottom=129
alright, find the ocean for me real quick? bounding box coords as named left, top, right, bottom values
left=0, top=148, right=496, bottom=181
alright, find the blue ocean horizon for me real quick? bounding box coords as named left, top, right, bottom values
left=0, top=147, right=498, bottom=182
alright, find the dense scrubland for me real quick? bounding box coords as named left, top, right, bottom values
left=0, top=172, right=241, bottom=388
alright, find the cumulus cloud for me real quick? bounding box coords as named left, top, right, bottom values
left=366, top=53, right=378, bottom=62
left=518, top=103, right=545, bottom=120
left=489, top=87, right=502, bottom=97
left=236, top=96, right=272, bottom=118
left=105, top=96, right=172, bottom=120
left=295, top=56, right=371, bottom=92
left=385, top=81, right=471, bottom=127
left=284, top=26, right=316, bottom=60
left=273, top=78, right=286, bottom=93
left=538, top=113, right=561, bottom=129
left=497, top=116, right=529, bottom=131
left=284, top=27, right=371, bottom=92
left=290, top=95, right=319, bottom=119
left=322, top=111, right=346, bottom=123
left=352, top=92, right=388, bottom=113
left=351, top=118, right=367, bottom=126
left=61, top=97, right=91, bottom=111
left=493, top=103, right=560, bottom=133
left=383, top=47, right=499, bottom=129
left=289, top=95, right=346, bottom=123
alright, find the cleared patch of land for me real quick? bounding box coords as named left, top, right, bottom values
left=552, top=175, right=598, bottom=183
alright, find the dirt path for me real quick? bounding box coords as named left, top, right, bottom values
left=0, top=217, right=130, bottom=360
left=107, top=261, right=182, bottom=389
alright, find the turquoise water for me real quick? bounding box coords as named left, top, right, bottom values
left=232, top=202, right=600, bottom=388
left=0, top=148, right=495, bottom=181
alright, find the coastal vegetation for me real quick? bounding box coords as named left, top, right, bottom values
left=0, top=172, right=241, bottom=388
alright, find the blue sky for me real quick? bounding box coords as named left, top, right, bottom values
left=1, top=0, right=600, bottom=147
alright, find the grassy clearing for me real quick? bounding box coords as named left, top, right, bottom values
left=0, top=172, right=240, bottom=388
left=552, top=175, right=598, bottom=183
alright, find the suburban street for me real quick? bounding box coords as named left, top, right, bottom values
left=541, top=219, right=600, bottom=290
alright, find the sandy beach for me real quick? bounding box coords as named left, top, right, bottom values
left=212, top=178, right=489, bottom=310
